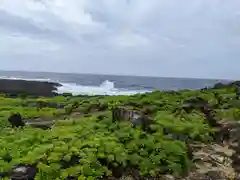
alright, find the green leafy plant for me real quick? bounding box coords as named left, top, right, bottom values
left=0, top=82, right=237, bottom=179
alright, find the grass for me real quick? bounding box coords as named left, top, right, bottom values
left=0, top=84, right=239, bottom=179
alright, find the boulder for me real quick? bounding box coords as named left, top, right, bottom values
left=10, top=165, right=36, bottom=180
left=112, top=107, right=152, bottom=130
left=8, top=113, right=25, bottom=128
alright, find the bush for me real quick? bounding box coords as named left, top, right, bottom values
left=0, top=116, right=191, bottom=179
left=0, top=82, right=238, bottom=179
left=142, top=105, right=159, bottom=115
left=64, top=104, right=77, bottom=115
left=216, top=108, right=240, bottom=121
left=98, top=103, right=108, bottom=111
left=152, top=112, right=213, bottom=143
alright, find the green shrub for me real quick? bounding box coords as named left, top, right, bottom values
left=0, top=83, right=238, bottom=179
left=64, top=105, right=75, bottom=115
left=0, top=115, right=191, bottom=179
left=98, top=103, right=108, bottom=111
left=216, top=108, right=240, bottom=121
left=142, top=105, right=159, bottom=115
left=153, top=112, right=213, bottom=143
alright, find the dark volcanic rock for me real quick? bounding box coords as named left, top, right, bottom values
left=10, top=165, right=37, bottom=180
left=8, top=113, right=25, bottom=128
left=212, top=81, right=240, bottom=90
left=0, top=79, right=61, bottom=97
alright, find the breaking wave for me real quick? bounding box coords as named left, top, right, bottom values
left=0, top=76, right=150, bottom=96
left=57, top=80, right=150, bottom=96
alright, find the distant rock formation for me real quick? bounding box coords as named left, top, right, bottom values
left=0, top=79, right=61, bottom=97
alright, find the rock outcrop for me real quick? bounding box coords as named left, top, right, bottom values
left=184, top=120, right=240, bottom=180
left=112, top=107, right=152, bottom=130
left=25, top=117, right=55, bottom=130
left=189, top=143, right=235, bottom=179
left=0, top=79, right=61, bottom=97
left=217, top=121, right=240, bottom=177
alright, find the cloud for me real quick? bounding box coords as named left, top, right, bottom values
left=0, top=0, right=239, bottom=79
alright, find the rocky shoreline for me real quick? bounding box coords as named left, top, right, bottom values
left=0, top=79, right=61, bottom=97
left=0, top=78, right=237, bottom=98
left=1, top=79, right=240, bottom=179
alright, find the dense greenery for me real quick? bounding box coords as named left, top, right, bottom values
left=0, top=84, right=239, bottom=179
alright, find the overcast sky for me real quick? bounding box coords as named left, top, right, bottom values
left=0, top=0, right=239, bottom=79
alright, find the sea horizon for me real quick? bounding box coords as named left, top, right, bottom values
left=0, top=69, right=235, bottom=82
left=0, top=70, right=232, bottom=96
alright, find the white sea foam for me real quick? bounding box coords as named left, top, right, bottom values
left=0, top=76, right=150, bottom=96
left=56, top=80, right=150, bottom=96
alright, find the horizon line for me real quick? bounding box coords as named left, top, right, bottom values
left=0, top=69, right=234, bottom=82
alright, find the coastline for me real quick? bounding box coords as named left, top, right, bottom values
left=0, top=78, right=239, bottom=179
left=0, top=78, right=236, bottom=98
left=0, top=79, right=61, bottom=97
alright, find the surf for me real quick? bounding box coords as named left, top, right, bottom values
left=56, top=80, right=150, bottom=96
left=0, top=76, right=150, bottom=96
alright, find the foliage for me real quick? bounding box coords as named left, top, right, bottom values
left=216, top=108, right=240, bottom=121
left=0, top=117, right=190, bottom=179
left=0, top=83, right=239, bottom=179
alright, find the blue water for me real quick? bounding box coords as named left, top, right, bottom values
left=0, top=70, right=231, bottom=95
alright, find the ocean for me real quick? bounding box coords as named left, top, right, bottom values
left=0, top=71, right=231, bottom=96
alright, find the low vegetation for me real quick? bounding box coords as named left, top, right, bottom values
left=0, top=82, right=240, bottom=179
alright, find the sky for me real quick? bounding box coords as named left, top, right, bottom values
left=0, top=0, right=239, bottom=80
